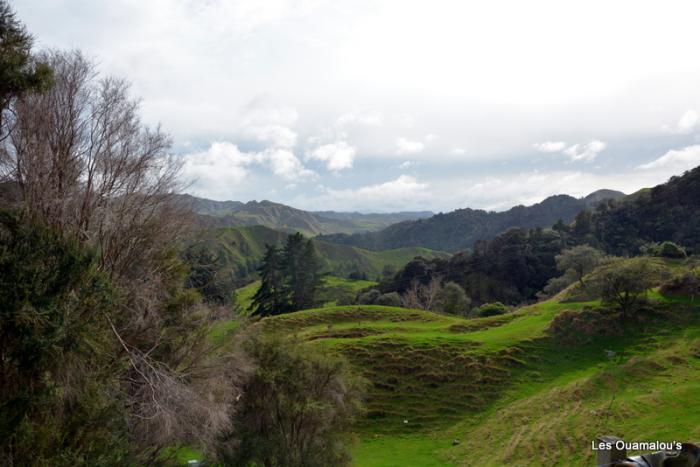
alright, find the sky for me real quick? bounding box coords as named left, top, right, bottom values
left=13, top=0, right=700, bottom=212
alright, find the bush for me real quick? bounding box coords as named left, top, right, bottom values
left=435, top=282, right=471, bottom=316
left=357, top=288, right=381, bottom=305
left=219, top=335, right=365, bottom=467
left=641, top=241, right=687, bottom=258
left=376, top=292, right=401, bottom=307
left=660, top=271, right=700, bottom=299
left=474, top=302, right=509, bottom=317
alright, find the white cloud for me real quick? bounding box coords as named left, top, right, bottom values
left=425, top=133, right=438, bottom=142
left=395, top=137, right=425, bottom=155
left=336, top=110, right=383, bottom=127
left=637, top=144, right=700, bottom=172
left=306, top=141, right=356, bottom=171
left=180, top=142, right=315, bottom=199
left=533, top=141, right=567, bottom=153
left=180, top=142, right=255, bottom=199
left=562, top=140, right=607, bottom=162
left=262, top=148, right=316, bottom=181
left=240, top=105, right=299, bottom=148
left=450, top=148, right=467, bottom=156
left=663, top=110, right=699, bottom=134
left=294, top=175, right=431, bottom=211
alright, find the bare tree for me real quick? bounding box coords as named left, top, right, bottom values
left=0, top=50, right=244, bottom=455
left=402, top=277, right=442, bottom=310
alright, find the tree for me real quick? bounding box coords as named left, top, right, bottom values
left=0, top=211, right=131, bottom=464
left=281, top=233, right=321, bottom=312
left=555, top=245, right=604, bottom=286
left=1, top=50, right=237, bottom=457
left=220, top=335, right=365, bottom=467
left=0, top=1, right=52, bottom=141
left=402, top=277, right=442, bottom=310
left=182, top=243, right=232, bottom=305
left=435, top=281, right=471, bottom=316
left=251, top=244, right=286, bottom=316
left=586, top=257, right=667, bottom=319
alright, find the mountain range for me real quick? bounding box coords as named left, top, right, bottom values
left=178, top=194, right=433, bottom=236
left=316, top=189, right=625, bottom=252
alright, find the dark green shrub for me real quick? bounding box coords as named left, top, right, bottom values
left=475, top=302, right=509, bottom=317
left=376, top=292, right=401, bottom=307
left=358, top=288, right=381, bottom=305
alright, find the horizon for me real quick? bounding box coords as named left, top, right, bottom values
left=187, top=185, right=633, bottom=215
left=13, top=0, right=700, bottom=211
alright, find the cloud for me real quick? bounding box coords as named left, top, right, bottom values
left=533, top=141, right=567, bottom=153
left=637, top=144, right=700, bottom=172
left=425, top=133, right=438, bottom=142
left=238, top=104, right=299, bottom=148
left=395, top=137, right=425, bottom=155
left=398, top=160, right=418, bottom=169
left=662, top=110, right=699, bottom=134
left=262, top=148, right=316, bottom=181
left=180, top=142, right=315, bottom=199
left=294, top=175, right=431, bottom=211
left=562, top=140, right=607, bottom=162
left=180, top=142, right=255, bottom=199
left=450, top=148, right=467, bottom=156
left=306, top=141, right=356, bottom=171
left=336, top=110, right=383, bottom=127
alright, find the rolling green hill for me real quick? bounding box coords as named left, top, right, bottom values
left=178, top=194, right=432, bottom=236
left=193, top=225, right=449, bottom=288
left=252, top=260, right=700, bottom=466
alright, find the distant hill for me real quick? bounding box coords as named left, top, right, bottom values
left=189, top=225, right=449, bottom=288
left=178, top=194, right=433, bottom=236
left=317, top=190, right=625, bottom=253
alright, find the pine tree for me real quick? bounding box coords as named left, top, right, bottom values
left=298, top=238, right=322, bottom=309
left=281, top=233, right=322, bottom=312
left=250, top=244, right=286, bottom=316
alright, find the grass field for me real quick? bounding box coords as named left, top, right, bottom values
left=255, top=283, right=700, bottom=466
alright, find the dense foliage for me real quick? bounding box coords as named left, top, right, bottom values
left=380, top=227, right=563, bottom=306
left=251, top=233, right=322, bottom=316
left=0, top=1, right=52, bottom=140
left=319, top=191, right=622, bottom=253
left=572, top=167, right=700, bottom=256
left=219, top=335, right=365, bottom=467
left=0, top=212, right=130, bottom=465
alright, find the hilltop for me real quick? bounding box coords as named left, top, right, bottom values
left=178, top=194, right=433, bottom=236
left=317, top=190, right=624, bottom=252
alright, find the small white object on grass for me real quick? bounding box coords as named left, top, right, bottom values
left=403, top=419, right=408, bottom=424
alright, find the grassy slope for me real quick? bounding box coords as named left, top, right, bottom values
left=257, top=289, right=700, bottom=466
left=204, top=225, right=448, bottom=281
left=234, top=276, right=377, bottom=312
